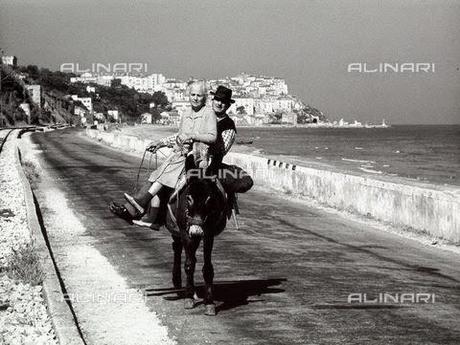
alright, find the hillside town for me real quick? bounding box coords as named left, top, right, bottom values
left=69, top=71, right=323, bottom=126
left=1, top=55, right=327, bottom=127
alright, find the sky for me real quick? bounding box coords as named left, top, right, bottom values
left=1, top=0, right=459, bottom=124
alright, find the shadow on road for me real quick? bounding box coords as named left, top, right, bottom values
left=144, top=278, right=286, bottom=312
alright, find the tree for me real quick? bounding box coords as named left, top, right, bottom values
left=296, top=105, right=326, bottom=124
left=111, top=78, right=122, bottom=88
left=38, top=69, right=71, bottom=92
left=25, top=65, right=40, bottom=80
left=151, top=91, right=168, bottom=108
left=268, top=111, right=283, bottom=124
left=150, top=107, right=162, bottom=123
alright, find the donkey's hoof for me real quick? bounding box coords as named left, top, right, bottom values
left=184, top=298, right=195, bottom=309
left=204, top=304, right=216, bottom=316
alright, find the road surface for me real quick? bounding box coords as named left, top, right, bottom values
left=30, top=128, right=460, bottom=345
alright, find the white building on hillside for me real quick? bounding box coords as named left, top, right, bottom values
left=74, top=105, right=87, bottom=117
left=19, top=103, right=31, bottom=117
left=108, top=110, right=119, bottom=121
left=71, top=95, right=93, bottom=113
left=271, top=78, right=288, bottom=95
left=172, top=100, right=191, bottom=117
left=254, top=98, right=274, bottom=114
left=95, top=75, right=114, bottom=87
left=164, top=88, right=187, bottom=102
left=26, top=85, right=41, bottom=107
left=70, top=72, right=96, bottom=84
left=94, top=112, right=105, bottom=121
left=141, top=113, right=152, bottom=124
left=161, top=79, right=188, bottom=101
left=118, top=73, right=166, bottom=93
left=228, top=98, right=255, bottom=115
left=272, top=97, right=293, bottom=112
left=282, top=112, right=297, bottom=125
left=2, top=56, right=17, bottom=67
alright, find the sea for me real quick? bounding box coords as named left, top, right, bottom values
left=235, top=125, right=460, bottom=187
left=123, top=125, right=460, bottom=187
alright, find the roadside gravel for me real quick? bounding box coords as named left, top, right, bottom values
left=21, top=132, right=177, bottom=344
left=0, top=131, right=58, bottom=345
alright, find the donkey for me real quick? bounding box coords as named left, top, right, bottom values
left=164, top=154, right=228, bottom=316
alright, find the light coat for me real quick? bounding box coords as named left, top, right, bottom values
left=148, top=106, right=217, bottom=188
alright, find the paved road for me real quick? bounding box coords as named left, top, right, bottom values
left=31, top=129, right=460, bottom=345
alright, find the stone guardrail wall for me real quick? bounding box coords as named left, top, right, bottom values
left=86, top=129, right=460, bottom=243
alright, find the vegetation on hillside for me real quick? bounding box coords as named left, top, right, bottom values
left=0, top=65, right=41, bottom=126
left=296, top=105, right=326, bottom=124
left=92, top=81, right=169, bottom=122
left=11, top=65, right=170, bottom=124
left=2, top=63, right=326, bottom=127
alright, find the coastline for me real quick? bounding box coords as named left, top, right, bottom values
left=114, top=124, right=459, bottom=191
left=116, top=123, right=391, bottom=131
left=85, top=127, right=460, bottom=243
left=232, top=145, right=460, bottom=194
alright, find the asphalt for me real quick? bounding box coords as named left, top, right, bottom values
left=30, top=128, right=460, bottom=345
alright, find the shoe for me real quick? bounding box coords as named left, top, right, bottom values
left=132, top=219, right=161, bottom=231
left=109, top=201, right=134, bottom=224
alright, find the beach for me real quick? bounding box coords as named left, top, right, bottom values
left=118, top=124, right=460, bottom=187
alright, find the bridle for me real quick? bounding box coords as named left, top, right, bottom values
left=167, top=176, right=227, bottom=234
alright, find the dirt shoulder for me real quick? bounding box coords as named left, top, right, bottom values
left=19, top=132, right=176, bottom=345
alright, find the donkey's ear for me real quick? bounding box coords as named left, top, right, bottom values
left=185, top=153, right=197, bottom=172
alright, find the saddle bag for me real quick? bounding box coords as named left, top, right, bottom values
left=218, top=164, right=253, bottom=194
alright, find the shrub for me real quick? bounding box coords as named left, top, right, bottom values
left=7, top=243, right=45, bottom=286
left=21, top=160, right=40, bottom=188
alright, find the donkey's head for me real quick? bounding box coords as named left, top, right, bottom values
left=182, top=154, right=223, bottom=237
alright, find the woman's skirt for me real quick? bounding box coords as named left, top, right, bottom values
left=148, top=152, right=186, bottom=188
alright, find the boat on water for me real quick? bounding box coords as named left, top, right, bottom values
left=365, top=119, right=390, bottom=128
left=236, top=139, right=254, bottom=145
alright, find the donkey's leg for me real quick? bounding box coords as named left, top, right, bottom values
left=202, top=235, right=216, bottom=316
left=172, top=236, right=183, bottom=294
left=184, top=237, right=201, bottom=309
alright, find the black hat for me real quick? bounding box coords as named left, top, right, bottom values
left=210, top=85, right=235, bottom=104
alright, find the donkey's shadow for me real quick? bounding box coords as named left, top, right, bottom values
left=145, top=278, right=286, bottom=313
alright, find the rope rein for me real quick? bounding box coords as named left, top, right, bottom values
left=133, top=148, right=158, bottom=194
